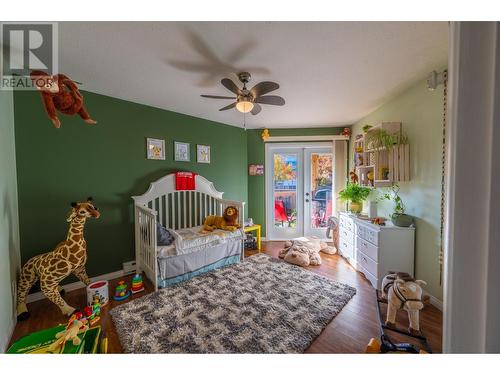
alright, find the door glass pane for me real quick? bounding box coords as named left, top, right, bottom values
left=273, top=153, right=297, bottom=228
left=310, top=153, right=333, bottom=229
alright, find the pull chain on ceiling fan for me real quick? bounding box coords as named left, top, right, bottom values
left=201, top=72, right=285, bottom=116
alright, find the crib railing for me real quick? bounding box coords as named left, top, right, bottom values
left=145, top=191, right=245, bottom=231
left=134, top=205, right=157, bottom=290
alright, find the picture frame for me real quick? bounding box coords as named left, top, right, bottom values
left=174, top=141, right=190, bottom=162
left=249, top=164, right=264, bottom=175
left=146, top=138, right=165, bottom=160
left=197, top=144, right=211, bottom=164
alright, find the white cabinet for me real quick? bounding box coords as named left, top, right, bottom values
left=338, top=212, right=415, bottom=289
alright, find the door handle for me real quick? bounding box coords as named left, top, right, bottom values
left=305, top=199, right=310, bottom=203
left=305, top=192, right=310, bottom=196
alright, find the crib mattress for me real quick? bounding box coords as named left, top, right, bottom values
left=157, top=238, right=242, bottom=287
left=160, top=225, right=244, bottom=258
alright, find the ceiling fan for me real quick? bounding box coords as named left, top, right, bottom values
left=201, top=72, right=285, bottom=115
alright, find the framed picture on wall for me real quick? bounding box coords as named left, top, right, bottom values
left=249, top=164, right=264, bottom=175
left=174, top=141, right=190, bottom=162
left=197, top=145, right=211, bottom=163
left=146, top=138, right=165, bottom=160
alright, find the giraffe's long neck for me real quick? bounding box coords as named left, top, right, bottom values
left=66, top=216, right=87, bottom=242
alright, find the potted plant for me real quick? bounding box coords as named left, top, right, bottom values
left=377, top=184, right=414, bottom=227
left=338, top=182, right=372, bottom=214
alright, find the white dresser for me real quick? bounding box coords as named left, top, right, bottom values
left=338, top=212, right=415, bottom=289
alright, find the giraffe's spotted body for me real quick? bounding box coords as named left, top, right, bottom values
left=16, top=198, right=100, bottom=320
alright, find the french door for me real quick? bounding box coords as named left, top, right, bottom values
left=266, top=143, right=334, bottom=240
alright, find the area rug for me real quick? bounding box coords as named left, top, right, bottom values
left=110, top=254, right=356, bottom=353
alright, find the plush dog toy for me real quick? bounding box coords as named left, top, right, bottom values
left=279, top=237, right=336, bottom=267
left=381, top=272, right=427, bottom=336
left=203, top=206, right=240, bottom=232
left=30, top=70, right=97, bottom=128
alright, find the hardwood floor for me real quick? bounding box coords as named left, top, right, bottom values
left=9, top=242, right=442, bottom=353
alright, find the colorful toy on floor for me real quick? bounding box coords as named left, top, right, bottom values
left=83, top=298, right=101, bottom=326
left=86, top=280, right=109, bottom=307
left=113, top=280, right=131, bottom=301
left=131, top=274, right=145, bottom=294
left=47, top=313, right=89, bottom=353
left=16, top=198, right=100, bottom=321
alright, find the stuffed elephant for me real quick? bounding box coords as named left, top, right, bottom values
left=381, top=272, right=427, bottom=336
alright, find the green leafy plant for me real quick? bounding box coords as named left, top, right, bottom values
left=362, top=124, right=373, bottom=133
left=365, top=128, right=399, bottom=151
left=377, top=184, right=405, bottom=216
left=339, top=182, right=372, bottom=203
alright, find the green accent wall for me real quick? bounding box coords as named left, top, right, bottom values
left=349, top=77, right=445, bottom=300
left=247, top=127, right=344, bottom=236
left=13, top=90, right=247, bottom=278
left=0, top=90, right=21, bottom=352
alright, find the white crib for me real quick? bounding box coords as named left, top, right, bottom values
left=132, top=173, right=245, bottom=291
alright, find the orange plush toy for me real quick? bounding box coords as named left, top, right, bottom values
left=203, top=206, right=240, bottom=232
left=30, top=70, right=97, bottom=128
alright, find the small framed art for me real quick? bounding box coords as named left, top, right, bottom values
left=249, top=164, right=264, bottom=175
left=146, top=138, right=165, bottom=160
left=197, top=145, right=211, bottom=163
left=174, top=141, right=190, bottom=162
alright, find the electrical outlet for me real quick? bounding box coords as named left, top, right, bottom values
left=122, top=260, right=136, bottom=275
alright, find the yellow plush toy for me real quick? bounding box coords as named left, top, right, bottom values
left=203, top=206, right=240, bottom=232
left=47, top=314, right=88, bottom=353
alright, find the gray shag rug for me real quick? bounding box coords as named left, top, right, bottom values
left=110, top=254, right=356, bottom=353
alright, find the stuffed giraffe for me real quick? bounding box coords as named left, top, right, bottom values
left=16, top=198, right=100, bottom=321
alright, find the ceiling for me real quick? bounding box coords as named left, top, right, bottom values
left=58, top=22, right=448, bottom=129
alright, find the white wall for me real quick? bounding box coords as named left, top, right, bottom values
left=0, top=90, right=21, bottom=352
left=444, top=21, right=500, bottom=353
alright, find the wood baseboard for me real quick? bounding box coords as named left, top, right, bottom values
left=26, top=269, right=130, bottom=304
left=424, top=290, right=443, bottom=311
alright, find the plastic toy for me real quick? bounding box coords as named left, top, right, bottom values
left=47, top=313, right=89, bottom=353
left=131, top=274, right=145, bottom=294
left=113, top=280, right=131, bottom=301
left=83, top=297, right=101, bottom=326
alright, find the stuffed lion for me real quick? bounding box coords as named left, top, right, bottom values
left=203, top=206, right=240, bottom=232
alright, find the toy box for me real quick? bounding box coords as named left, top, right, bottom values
left=7, top=325, right=106, bottom=354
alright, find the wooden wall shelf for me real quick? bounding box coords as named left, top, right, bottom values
left=353, top=122, right=410, bottom=188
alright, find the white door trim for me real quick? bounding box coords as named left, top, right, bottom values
left=265, top=142, right=333, bottom=240
left=443, top=21, right=500, bottom=353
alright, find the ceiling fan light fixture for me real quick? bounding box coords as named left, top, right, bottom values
left=236, top=100, right=254, bottom=113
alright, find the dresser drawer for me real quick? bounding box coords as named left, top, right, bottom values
left=339, top=238, right=354, bottom=259
left=356, top=248, right=378, bottom=277
left=357, top=263, right=378, bottom=289
left=340, top=215, right=354, bottom=233
left=356, top=236, right=378, bottom=262
left=339, top=227, right=354, bottom=245
left=357, top=224, right=378, bottom=245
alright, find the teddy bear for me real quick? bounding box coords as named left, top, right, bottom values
left=203, top=206, right=240, bottom=232
left=279, top=237, right=336, bottom=267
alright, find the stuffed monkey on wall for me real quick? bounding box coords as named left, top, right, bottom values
left=30, top=70, right=97, bottom=128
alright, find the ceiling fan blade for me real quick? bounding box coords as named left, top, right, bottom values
left=250, top=81, right=280, bottom=97
left=254, top=95, right=285, bottom=106
left=251, top=103, right=262, bottom=115
left=221, top=78, right=242, bottom=95
left=219, top=102, right=237, bottom=111
left=201, top=95, right=236, bottom=100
